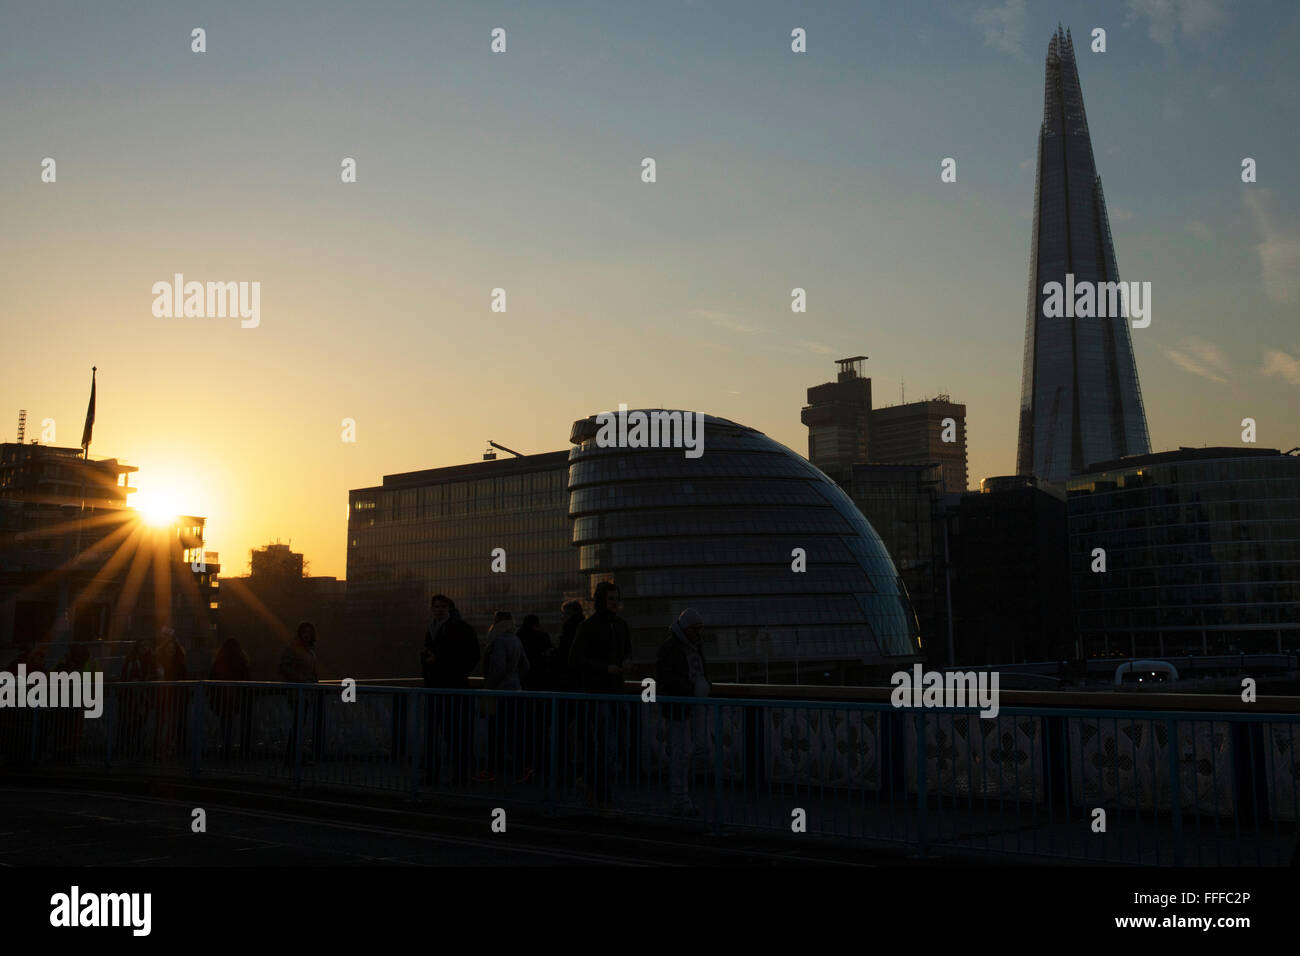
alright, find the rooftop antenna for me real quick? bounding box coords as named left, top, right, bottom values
left=16, top=409, right=25, bottom=444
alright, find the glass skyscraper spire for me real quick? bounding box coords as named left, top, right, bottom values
left=1017, top=26, right=1150, bottom=482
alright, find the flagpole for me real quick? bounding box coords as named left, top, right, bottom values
left=74, top=367, right=96, bottom=649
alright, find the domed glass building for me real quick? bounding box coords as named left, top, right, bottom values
left=568, top=411, right=921, bottom=683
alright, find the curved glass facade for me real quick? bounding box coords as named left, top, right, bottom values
left=568, top=411, right=920, bottom=683
left=1067, top=449, right=1300, bottom=656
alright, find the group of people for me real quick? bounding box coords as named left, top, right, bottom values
left=6, top=591, right=713, bottom=814
left=419, top=581, right=713, bottom=815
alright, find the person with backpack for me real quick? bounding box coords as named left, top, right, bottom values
left=655, top=608, right=711, bottom=816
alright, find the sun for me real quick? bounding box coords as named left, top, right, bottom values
left=132, top=487, right=183, bottom=528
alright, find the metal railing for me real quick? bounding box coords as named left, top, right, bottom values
left=2, top=681, right=1297, bottom=865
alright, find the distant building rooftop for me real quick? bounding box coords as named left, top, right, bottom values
left=1082, top=446, right=1284, bottom=474
left=355, top=450, right=571, bottom=493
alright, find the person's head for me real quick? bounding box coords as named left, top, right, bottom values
left=676, top=607, right=705, bottom=643
left=593, top=581, right=621, bottom=614
left=157, top=624, right=176, bottom=647
left=522, top=614, right=540, bottom=631
left=493, top=610, right=513, bottom=624
left=561, top=600, right=583, bottom=620
left=296, top=621, right=317, bottom=647
left=430, top=594, right=454, bottom=621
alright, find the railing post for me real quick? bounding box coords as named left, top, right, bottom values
left=712, top=701, right=725, bottom=836
left=104, top=685, right=115, bottom=769
left=547, top=695, right=559, bottom=815
left=293, top=686, right=305, bottom=788
left=29, top=708, right=40, bottom=766
left=1166, top=718, right=1184, bottom=866
left=914, top=712, right=929, bottom=858
left=190, top=683, right=205, bottom=778
left=409, top=690, right=422, bottom=798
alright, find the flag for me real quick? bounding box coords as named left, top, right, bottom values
left=80, top=366, right=96, bottom=455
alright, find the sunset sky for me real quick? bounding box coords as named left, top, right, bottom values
left=2, top=0, right=1297, bottom=579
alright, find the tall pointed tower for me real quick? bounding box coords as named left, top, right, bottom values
left=1016, top=26, right=1150, bottom=481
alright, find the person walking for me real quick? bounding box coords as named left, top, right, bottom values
left=655, top=608, right=711, bottom=816
left=552, top=600, right=585, bottom=788
left=210, top=637, right=252, bottom=759
left=516, top=613, right=552, bottom=777
left=280, top=621, right=320, bottom=767
left=570, top=582, right=631, bottom=806
left=553, top=601, right=584, bottom=692
left=420, top=595, right=480, bottom=786
left=517, top=615, right=551, bottom=691
left=154, top=626, right=189, bottom=761
left=482, top=612, right=530, bottom=782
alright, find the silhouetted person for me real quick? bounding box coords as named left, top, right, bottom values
left=517, top=613, right=552, bottom=779
left=120, top=638, right=157, bottom=681
left=570, top=582, right=631, bottom=805
left=281, top=621, right=320, bottom=766
left=58, top=644, right=95, bottom=755
left=517, top=614, right=551, bottom=691
left=420, top=595, right=480, bottom=786
left=154, top=627, right=189, bottom=761
left=117, top=638, right=155, bottom=759
left=482, top=612, right=530, bottom=783
left=554, top=601, right=584, bottom=692
left=656, top=608, right=711, bottom=816
left=553, top=600, right=585, bottom=784
left=211, top=637, right=252, bottom=759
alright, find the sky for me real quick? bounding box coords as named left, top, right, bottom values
left=1, top=0, right=1297, bottom=579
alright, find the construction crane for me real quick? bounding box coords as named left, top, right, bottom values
left=486, top=442, right=525, bottom=460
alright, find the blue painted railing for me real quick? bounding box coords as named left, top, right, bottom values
left=2, top=681, right=1297, bottom=866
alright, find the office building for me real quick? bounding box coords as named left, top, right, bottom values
left=802, top=356, right=967, bottom=494
left=1067, top=447, right=1300, bottom=657
left=346, top=450, right=585, bottom=669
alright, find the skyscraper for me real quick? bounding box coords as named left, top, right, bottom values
left=802, top=356, right=968, bottom=494
left=1017, top=27, right=1150, bottom=482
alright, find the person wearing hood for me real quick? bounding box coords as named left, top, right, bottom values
left=481, top=611, right=530, bottom=783
left=656, top=607, right=711, bottom=816
left=484, top=611, right=530, bottom=691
